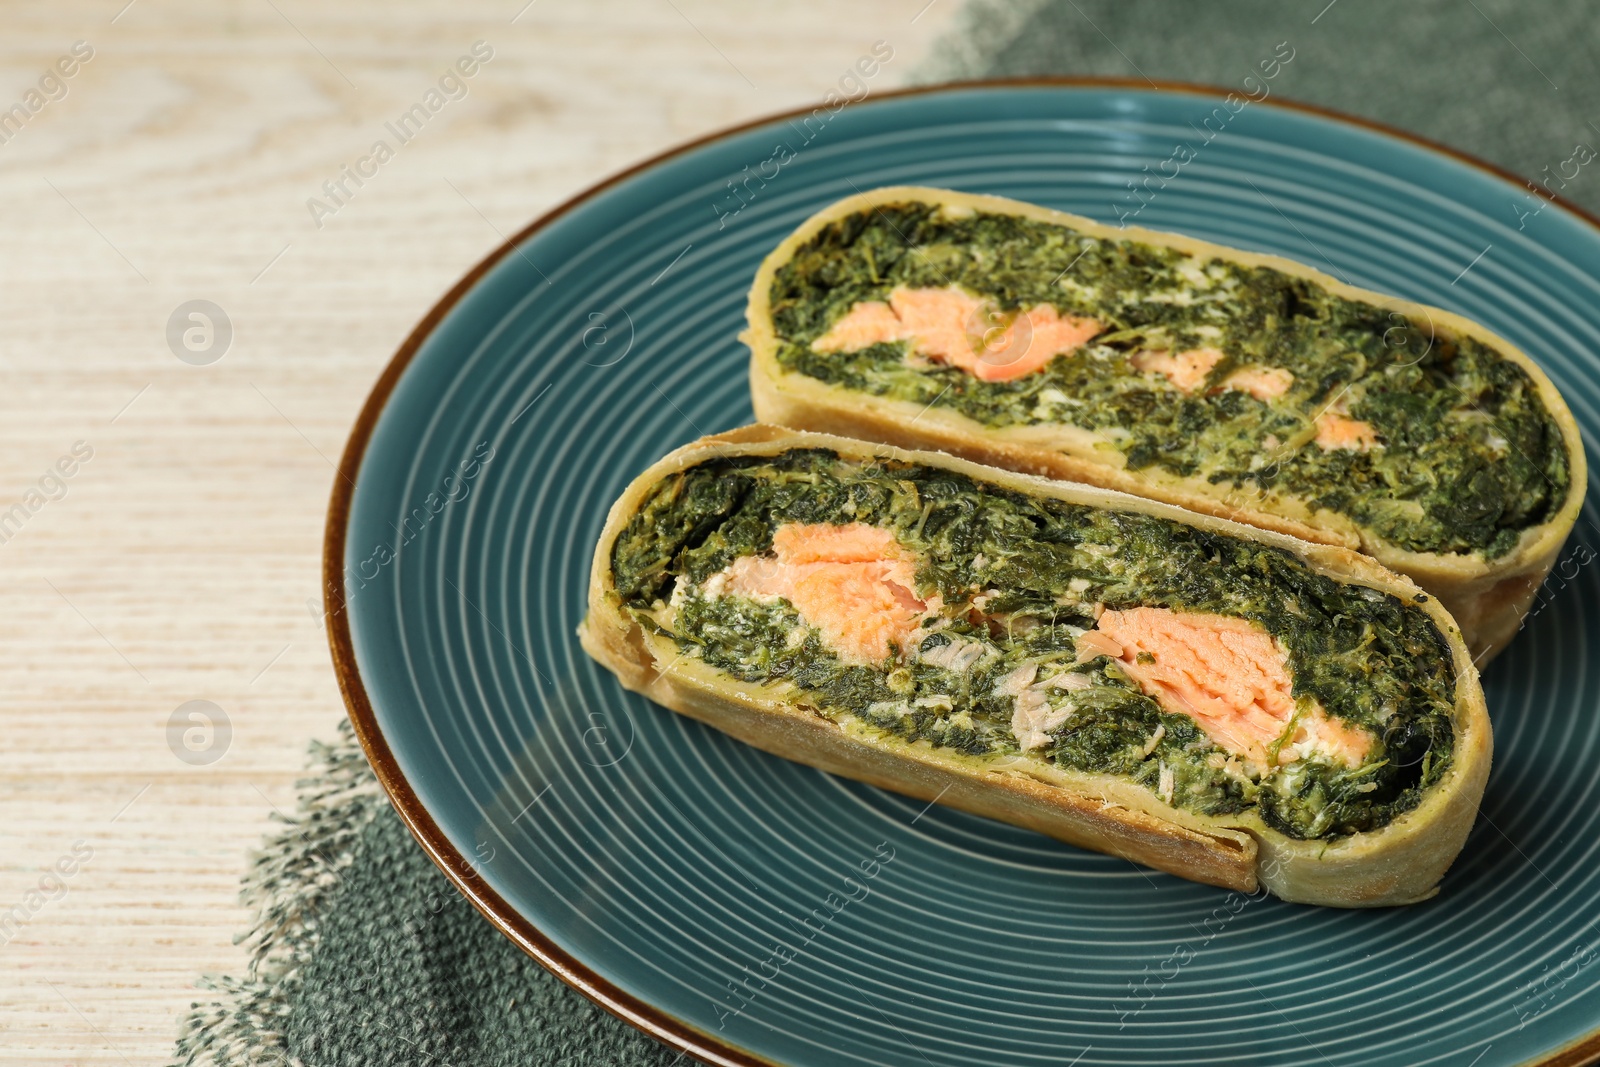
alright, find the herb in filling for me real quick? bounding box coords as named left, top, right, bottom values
left=767, top=203, right=1570, bottom=558
left=610, top=449, right=1458, bottom=842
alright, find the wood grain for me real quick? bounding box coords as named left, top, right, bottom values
left=0, top=2, right=957, bottom=1061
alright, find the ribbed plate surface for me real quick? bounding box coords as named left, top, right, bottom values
left=335, top=83, right=1600, bottom=1067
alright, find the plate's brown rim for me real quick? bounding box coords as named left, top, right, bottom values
left=322, top=75, right=1600, bottom=1067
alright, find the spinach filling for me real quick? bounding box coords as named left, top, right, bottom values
left=611, top=449, right=1458, bottom=842
left=767, top=203, right=1570, bottom=559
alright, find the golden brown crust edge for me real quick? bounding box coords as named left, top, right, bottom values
left=744, top=186, right=1589, bottom=665
left=578, top=425, right=1492, bottom=908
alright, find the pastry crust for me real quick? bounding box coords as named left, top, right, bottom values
left=579, top=425, right=1492, bottom=907
left=745, top=186, right=1588, bottom=664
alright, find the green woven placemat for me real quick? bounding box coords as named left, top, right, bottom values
left=174, top=4, right=1597, bottom=1062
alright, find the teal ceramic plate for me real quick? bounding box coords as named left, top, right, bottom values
left=328, top=81, right=1600, bottom=1067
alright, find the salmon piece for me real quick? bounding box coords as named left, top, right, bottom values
left=1279, top=704, right=1378, bottom=768
left=717, top=522, right=940, bottom=665
left=810, top=300, right=902, bottom=352
left=771, top=522, right=900, bottom=566
left=1315, top=410, right=1380, bottom=451
left=812, top=286, right=1102, bottom=383
left=976, top=304, right=1104, bottom=382
left=1130, top=347, right=1225, bottom=392
left=1076, top=607, right=1371, bottom=769
left=1221, top=366, right=1295, bottom=401
left=880, top=286, right=989, bottom=370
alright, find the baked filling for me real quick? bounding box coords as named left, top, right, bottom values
left=766, top=202, right=1570, bottom=559
left=610, top=448, right=1458, bottom=841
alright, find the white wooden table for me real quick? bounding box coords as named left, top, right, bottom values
left=0, top=3, right=958, bottom=1061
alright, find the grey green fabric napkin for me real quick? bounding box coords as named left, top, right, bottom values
left=922, top=0, right=1600, bottom=219
left=175, top=3, right=1597, bottom=1063
left=174, top=723, right=682, bottom=1066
